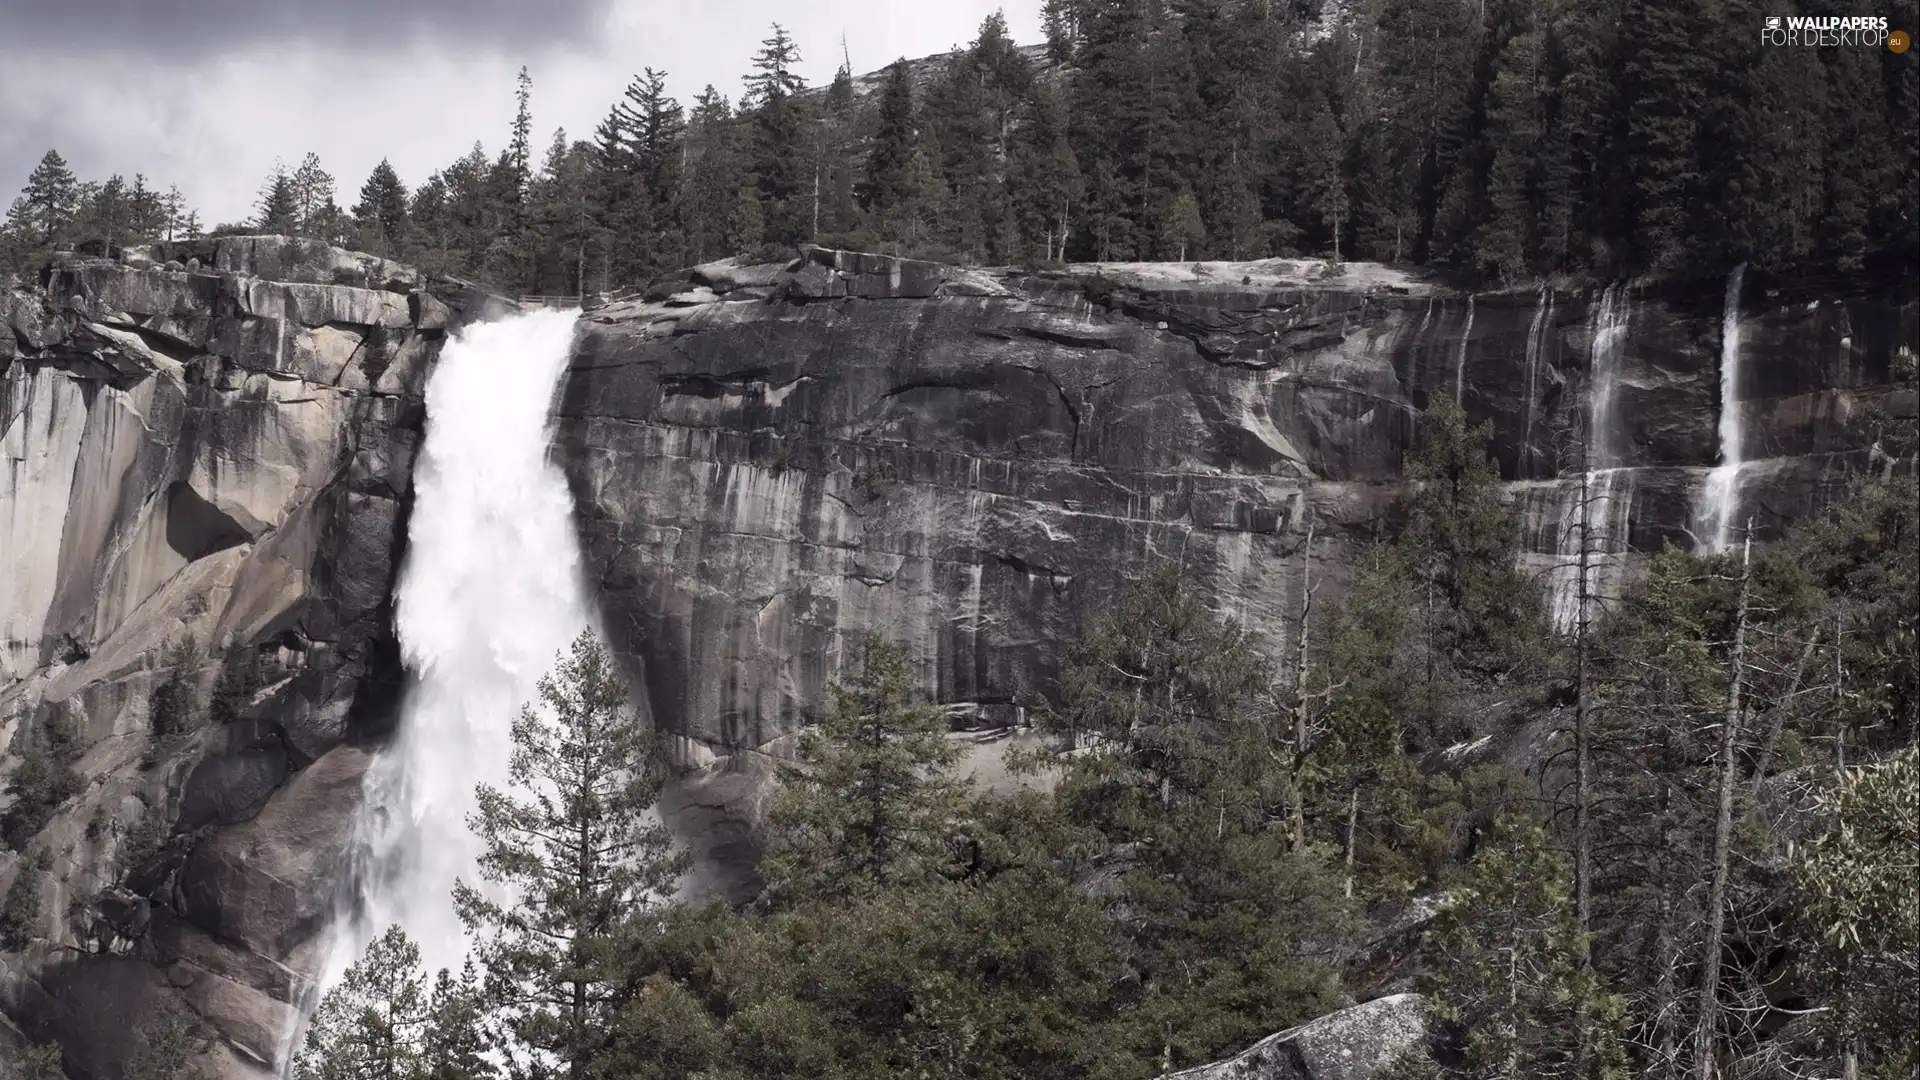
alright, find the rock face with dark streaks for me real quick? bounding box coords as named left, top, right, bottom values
left=558, top=248, right=1913, bottom=796
left=0, top=237, right=484, bottom=1077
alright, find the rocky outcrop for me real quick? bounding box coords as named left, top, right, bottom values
left=0, top=237, right=482, bottom=1077
left=1162, top=993, right=1427, bottom=1080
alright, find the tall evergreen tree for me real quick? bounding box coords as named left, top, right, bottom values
left=742, top=24, right=809, bottom=245
left=1035, top=570, right=1352, bottom=1070
left=857, top=60, right=918, bottom=220
left=678, top=86, right=740, bottom=264
left=352, top=159, right=411, bottom=256
left=289, top=152, right=339, bottom=239
left=8, top=149, right=81, bottom=245
left=293, top=925, right=430, bottom=1080
left=454, top=630, right=687, bottom=1079
left=760, top=637, right=967, bottom=904
left=1407, top=817, right=1629, bottom=1079
left=256, top=161, right=298, bottom=233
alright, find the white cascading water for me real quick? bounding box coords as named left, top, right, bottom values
left=1454, top=293, right=1475, bottom=406
left=1549, top=283, right=1632, bottom=632
left=279, top=308, right=590, bottom=1069
left=1694, top=264, right=1748, bottom=553
left=1520, top=288, right=1553, bottom=480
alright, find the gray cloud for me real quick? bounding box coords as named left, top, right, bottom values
left=0, top=0, right=612, bottom=52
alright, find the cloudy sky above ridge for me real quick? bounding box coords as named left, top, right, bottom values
left=0, top=1, right=1044, bottom=227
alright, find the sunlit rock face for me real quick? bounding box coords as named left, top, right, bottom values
left=0, top=237, right=484, bottom=1077
left=560, top=249, right=1914, bottom=769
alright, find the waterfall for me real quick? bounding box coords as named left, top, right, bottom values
left=1548, top=284, right=1632, bottom=632
left=1695, top=264, right=1748, bottom=552
left=1520, top=289, right=1553, bottom=479
left=280, top=308, right=589, bottom=1068
left=1587, top=284, right=1630, bottom=469
left=1454, top=294, right=1475, bottom=406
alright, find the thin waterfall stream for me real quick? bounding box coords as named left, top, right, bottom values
left=1548, top=284, right=1631, bottom=631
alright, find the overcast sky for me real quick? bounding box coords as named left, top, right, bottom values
left=0, top=1, right=1044, bottom=227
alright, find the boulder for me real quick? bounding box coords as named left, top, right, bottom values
left=178, top=746, right=371, bottom=960
left=1163, top=994, right=1428, bottom=1080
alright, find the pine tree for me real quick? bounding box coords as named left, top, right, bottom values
left=148, top=638, right=202, bottom=743
left=407, top=173, right=450, bottom=272
left=1303, top=103, right=1350, bottom=262
left=592, top=67, right=685, bottom=284
left=1160, top=186, right=1205, bottom=262
left=742, top=24, right=808, bottom=246
left=454, top=630, right=686, bottom=1078
left=1618, top=0, right=1710, bottom=270
left=1395, top=396, right=1553, bottom=747
left=679, top=86, right=740, bottom=263
left=503, top=66, right=535, bottom=205
left=1041, top=0, right=1083, bottom=62
left=761, top=637, right=967, bottom=903
left=1474, top=19, right=1545, bottom=282
left=289, top=152, right=337, bottom=238
left=1007, top=84, right=1083, bottom=263
left=256, top=161, right=298, bottom=233
left=352, top=159, right=411, bottom=256
left=1, top=717, right=83, bottom=851
left=75, top=174, right=131, bottom=248
left=208, top=641, right=261, bottom=727
left=293, top=924, right=430, bottom=1080
left=424, top=961, right=496, bottom=1080
left=1413, top=817, right=1628, bottom=1079
left=1, top=866, right=40, bottom=949
left=8, top=149, right=80, bottom=245
left=1037, top=570, right=1352, bottom=1069
left=858, top=60, right=919, bottom=220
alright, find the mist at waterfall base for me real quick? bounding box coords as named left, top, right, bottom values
left=285, top=309, right=592, bottom=1064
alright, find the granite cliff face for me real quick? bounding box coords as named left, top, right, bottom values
left=0, top=239, right=1911, bottom=1074
left=559, top=249, right=1913, bottom=813
left=0, top=238, right=491, bottom=1075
